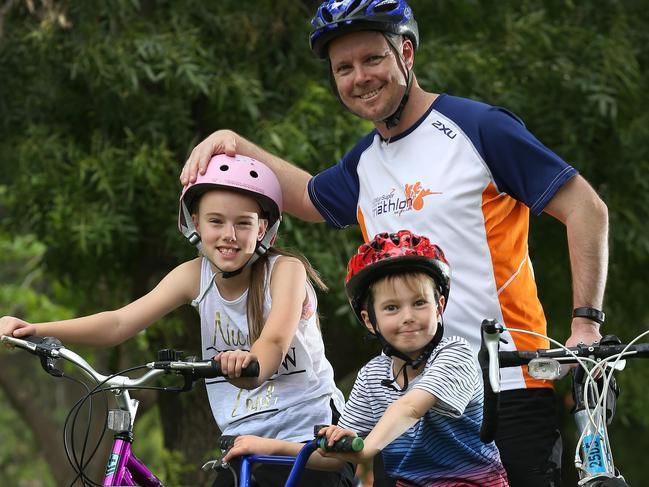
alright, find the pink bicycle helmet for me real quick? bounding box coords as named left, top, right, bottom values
left=179, top=154, right=282, bottom=234
left=178, top=155, right=283, bottom=276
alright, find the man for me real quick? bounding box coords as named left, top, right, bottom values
left=181, top=1, right=608, bottom=485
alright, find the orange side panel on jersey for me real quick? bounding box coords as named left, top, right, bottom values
left=482, top=183, right=550, bottom=388
left=357, top=206, right=369, bottom=243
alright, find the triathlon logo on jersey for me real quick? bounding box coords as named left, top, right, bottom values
left=371, top=183, right=440, bottom=217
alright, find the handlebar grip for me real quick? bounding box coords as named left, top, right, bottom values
left=318, top=436, right=364, bottom=453
left=190, top=361, right=224, bottom=379
left=500, top=351, right=535, bottom=367
left=240, top=360, right=260, bottom=378
left=153, top=359, right=260, bottom=379
left=192, top=360, right=259, bottom=378
left=218, top=435, right=238, bottom=451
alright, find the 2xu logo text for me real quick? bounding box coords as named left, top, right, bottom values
left=432, top=120, right=457, bottom=139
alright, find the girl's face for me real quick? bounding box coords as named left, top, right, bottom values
left=193, top=189, right=268, bottom=274
left=361, top=274, right=444, bottom=360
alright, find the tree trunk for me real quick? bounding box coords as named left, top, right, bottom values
left=151, top=307, right=221, bottom=486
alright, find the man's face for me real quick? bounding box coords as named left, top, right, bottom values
left=328, top=31, right=411, bottom=123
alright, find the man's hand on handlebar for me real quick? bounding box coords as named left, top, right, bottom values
left=566, top=317, right=603, bottom=348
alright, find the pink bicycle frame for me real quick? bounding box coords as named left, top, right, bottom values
left=104, top=436, right=164, bottom=486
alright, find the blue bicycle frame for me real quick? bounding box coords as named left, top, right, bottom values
left=236, top=438, right=320, bottom=487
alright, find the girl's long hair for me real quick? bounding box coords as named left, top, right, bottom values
left=247, top=247, right=327, bottom=343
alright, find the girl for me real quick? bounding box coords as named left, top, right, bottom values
left=0, top=154, right=352, bottom=487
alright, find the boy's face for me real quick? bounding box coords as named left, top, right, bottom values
left=361, top=274, right=444, bottom=360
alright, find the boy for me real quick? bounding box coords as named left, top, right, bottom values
left=223, top=230, right=508, bottom=486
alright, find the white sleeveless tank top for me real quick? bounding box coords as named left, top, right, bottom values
left=194, top=255, right=345, bottom=442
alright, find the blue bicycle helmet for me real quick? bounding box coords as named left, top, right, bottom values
left=310, top=0, right=419, bottom=59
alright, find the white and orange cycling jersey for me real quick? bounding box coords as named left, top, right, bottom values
left=308, top=93, right=577, bottom=391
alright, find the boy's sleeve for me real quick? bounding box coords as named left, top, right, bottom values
left=413, top=339, right=477, bottom=418
left=337, top=367, right=378, bottom=435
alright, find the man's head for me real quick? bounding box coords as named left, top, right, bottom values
left=309, top=0, right=419, bottom=129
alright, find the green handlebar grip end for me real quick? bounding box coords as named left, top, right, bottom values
left=351, top=437, right=364, bottom=451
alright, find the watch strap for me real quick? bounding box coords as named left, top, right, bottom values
left=573, top=307, right=605, bottom=325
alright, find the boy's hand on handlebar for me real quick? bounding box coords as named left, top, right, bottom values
left=221, top=435, right=276, bottom=463
left=180, top=129, right=238, bottom=185
left=216, top=350, right=258, bottom=378
left=0, top=316, right=36, bottom=345
left=317, top=425, right=357, bottom=447
left=317, top=425, right=375, bottom=462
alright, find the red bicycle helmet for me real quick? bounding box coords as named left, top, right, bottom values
left=345, top=230, right=450, bottom=324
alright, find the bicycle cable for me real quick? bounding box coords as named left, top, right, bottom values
left=61, top=364, right=165, bottom=486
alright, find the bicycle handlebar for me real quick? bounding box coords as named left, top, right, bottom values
left=478, top=319, right=649, bottom=443
left=1, top=335, right=260, bottom=391
left=218, top=423, right=365, bottom=455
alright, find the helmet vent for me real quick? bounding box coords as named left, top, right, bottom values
left=374, top=0, right=399, bottom=13
left=249, top=170, right=259, bottom=178
left=219, top=164, right=229, bottom=171
left=347, top=0, right=363, bottom=14
left=322, top=7, right=333, bottom=22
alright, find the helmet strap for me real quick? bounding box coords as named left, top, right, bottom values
left=179, top=201, right=205, bottom=255
left=381, top=33, right=413, bottom=130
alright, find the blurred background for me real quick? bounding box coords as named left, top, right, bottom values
left=0, top=0, right=648, bottom=485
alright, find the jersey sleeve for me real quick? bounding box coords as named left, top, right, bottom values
left=307, top=131, right=376, bottom=228
left=413, top=338, right=477, bottom=418
left=478, top=106, right=577, bottom=215
left=337, top=366, right=379, bottom=435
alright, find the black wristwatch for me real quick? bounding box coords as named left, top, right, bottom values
left=572, top=307, right=605, bottom=325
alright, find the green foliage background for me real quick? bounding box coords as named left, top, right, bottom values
left=0, top=0, right=647, bottom=485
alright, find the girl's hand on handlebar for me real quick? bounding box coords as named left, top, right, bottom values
left=216, top=350, right=258, bottom=378
left=0, top=316, right=36, bottom=344
left=221, top=435, right=276, bottom=463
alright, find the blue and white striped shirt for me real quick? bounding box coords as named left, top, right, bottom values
left=338, top=337, right=508, bottom=486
